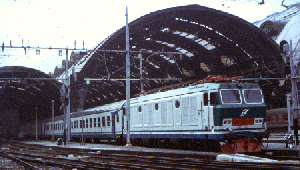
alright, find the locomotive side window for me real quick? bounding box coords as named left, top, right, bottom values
left=155, top=103, right=159, bottom=110
left=243, top=89, right=263, bottom=104
left=204, top=92, right=217, bottom=106
left=175, top=100, right=180, bottom=108
left=220, top=89, right=242, bottom=104
left=210, top=92, right=217, bottom=105
left=204, top=93, right=208, bottom=106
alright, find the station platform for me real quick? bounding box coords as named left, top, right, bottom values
left=22, top=140, right=219, bottom=160
left=21, top=139, right=300, bottom=164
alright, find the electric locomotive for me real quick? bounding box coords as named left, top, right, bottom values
left=129, top=80, right=268, bottom=153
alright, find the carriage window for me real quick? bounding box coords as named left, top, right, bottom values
left=243, top=89, right=263, bottom=103
left=107, top=116, right=111, bottom=127
left=98, top=117, right=101, bottom=127
left=90, top=118, right=93, bottom=128
left=266, top=116, right=270, bottom=122
left=83, top=120, right=85, bottom=128
left=284, top=113, right=288, bottom=121
left=271, top=115, right=276, bottom=123
left=220, top=89, right=241, bottom=104
left=71, top=122, right=73, bottom=129
left=116, top=113, right=119, bottom=123
left=102, top=116, right=106, bottom=127
left=86, top=119, right=89, bottom=128
left=94, top=118, right=97, bottom=127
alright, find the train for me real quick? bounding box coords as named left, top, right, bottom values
left=265, top=107, right=300, bottom=132
left=19, top=79, right=269, bottom=154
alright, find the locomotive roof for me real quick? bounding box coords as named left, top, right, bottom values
left=44, top=82, right=260, bottom=122
left=130, top=82, right=260, bottom=105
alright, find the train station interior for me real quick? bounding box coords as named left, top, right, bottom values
left=0, top=4, right=289, bottom=137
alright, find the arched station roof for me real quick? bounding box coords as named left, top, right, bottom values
left=73, top=4, right=286, bottom=109
left=0, top=66, right=61, bottom=124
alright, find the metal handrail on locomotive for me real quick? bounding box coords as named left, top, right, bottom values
left=37, top=79, right=268, bottom=154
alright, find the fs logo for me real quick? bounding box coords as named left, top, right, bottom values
left=240, top=109, right=249, bottom=117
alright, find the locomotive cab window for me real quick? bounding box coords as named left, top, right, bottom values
left=220, top=89, right=242, bottom=104
left=243, top=89, right=263, bottom=104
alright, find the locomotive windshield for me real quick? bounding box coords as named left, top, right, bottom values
left=243, top=89, right=263, bottom=103
left=220, top=89, right=241, bottom=104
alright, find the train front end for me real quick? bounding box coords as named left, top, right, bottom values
left=214, top=83, right=268, bottom=153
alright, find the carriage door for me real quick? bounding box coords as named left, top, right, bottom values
left=202, top=92, right=216, bottom=130
left=111, top=111, right=117, bottom=139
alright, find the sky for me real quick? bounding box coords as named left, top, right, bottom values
left=0, top=0, right=299, bottom=74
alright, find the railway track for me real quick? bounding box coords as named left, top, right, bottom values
left=1, top=140, right=300, bottom=169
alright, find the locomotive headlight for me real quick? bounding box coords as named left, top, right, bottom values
left=223, top=119, right=232, bottom=125
left=254, top=118, right=263, bottom=124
